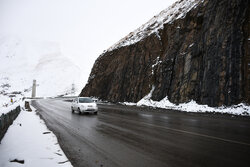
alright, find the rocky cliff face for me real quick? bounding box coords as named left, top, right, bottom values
left=80, top=0, right=250, bottom=107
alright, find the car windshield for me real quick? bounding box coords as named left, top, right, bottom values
left=78, top=98, right=94, bottom=103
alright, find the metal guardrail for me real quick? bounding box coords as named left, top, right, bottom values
left=0, top=106, right=21, bottom=142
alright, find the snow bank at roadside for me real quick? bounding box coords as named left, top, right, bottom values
left=0, top=105, right=72, bottom=167
left=0, top=94, right=23, bottom=114
left=122, top=87, right=250, bottom=116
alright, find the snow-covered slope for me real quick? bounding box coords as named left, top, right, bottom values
left=0, top=35, right=82, bottom=100
left=105, top=0, right=202, bottom=53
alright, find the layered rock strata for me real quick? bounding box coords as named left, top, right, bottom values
left=81, top=0, right=250, bottom=107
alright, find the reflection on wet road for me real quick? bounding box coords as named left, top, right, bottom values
left=32, top=99, right=250, bottom=167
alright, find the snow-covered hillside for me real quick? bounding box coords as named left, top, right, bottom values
left=105, top=0, right=202, bottom=53
left=0, top=35, right=82, bottom=104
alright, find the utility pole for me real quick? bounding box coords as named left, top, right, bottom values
left=32, top=80, right=36, bottom=98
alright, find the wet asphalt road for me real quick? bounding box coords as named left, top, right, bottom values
left=32, top=99, right=250, bottom=167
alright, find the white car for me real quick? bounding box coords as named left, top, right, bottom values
left=71, top=97, right=98, bottom=115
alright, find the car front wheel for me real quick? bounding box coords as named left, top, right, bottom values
left=78, top=108, right=81, bottom=115
left=71, top=107, right=74, bottom=113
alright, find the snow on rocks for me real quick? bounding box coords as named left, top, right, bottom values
left=0, top=104, right=72, bottom=167
left=151, top=57, right=162, bottom=75
left=189, top=43, right=194, bottom=47
left=105, top=0, right=203, bottom=53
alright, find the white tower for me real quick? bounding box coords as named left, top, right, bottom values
left=71, top=83, right=75, bottom=94
left=32, top=80, right=36, bottom=98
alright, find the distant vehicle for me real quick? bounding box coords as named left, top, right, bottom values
left=71, top=97, right=98, bottom=115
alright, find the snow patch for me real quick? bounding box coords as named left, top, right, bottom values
left=137, top=86, right=155, bottom=106
left=122, top=102, right=137, bottom=106
left=151, top=57, right=162, bottom=75
left=189, top=43, right=194, bottom=47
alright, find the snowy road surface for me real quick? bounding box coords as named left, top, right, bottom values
left=32, top=99, right=250, bottom=167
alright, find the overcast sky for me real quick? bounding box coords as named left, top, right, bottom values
left=0, top=0, right=176, bottom=82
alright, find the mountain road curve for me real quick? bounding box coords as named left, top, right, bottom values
left=32, top=99, right=250, bottom=167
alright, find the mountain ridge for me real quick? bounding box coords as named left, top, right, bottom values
left=104, top=0, right=203, bottom=53
left=0, top=36, right=82, bottom=98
